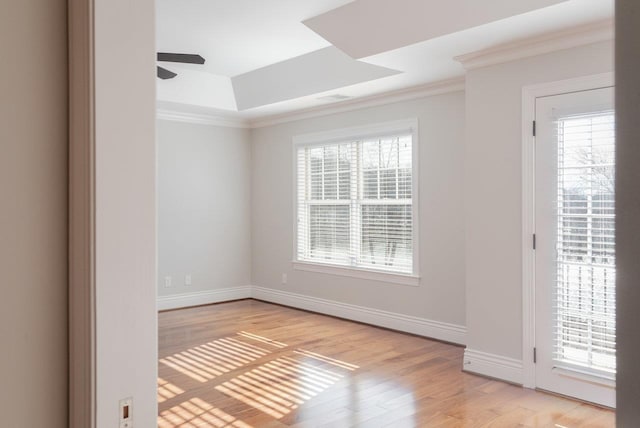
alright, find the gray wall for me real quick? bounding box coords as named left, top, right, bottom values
left=0, top=1, right=68, bottom=426
left=615, top=0, right=640, bottom=424
left=464, top=41, right=613, bottom=360
left=251, top=92, right=467, bottom=327
left=158, top=120, right=252, bottom=296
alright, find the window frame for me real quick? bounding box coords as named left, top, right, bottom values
left=292, top=118, right=420, bottom=286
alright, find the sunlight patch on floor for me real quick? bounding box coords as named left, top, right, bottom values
left=160, top=334, right=273, bottom=382
left=157, top=377, right=185, bottom=403
left=238, top=331, right=288, bottom=348
left=295, top=348, right=360, bottom=370
left=159, top=330, right=362, bottom=422
left=215, top=355, right=348, bottom=419
left=158, top=397, right=252, bottom=428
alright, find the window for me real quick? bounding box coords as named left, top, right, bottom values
left=294, top=120, right=418, bottom=281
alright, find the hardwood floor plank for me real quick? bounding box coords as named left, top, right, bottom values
left=158, top=300, right=614, bottom=427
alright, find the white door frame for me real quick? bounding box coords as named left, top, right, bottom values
left=69, top=0, right=158, bottom=426
left=521, top=72, right=615, bottom=389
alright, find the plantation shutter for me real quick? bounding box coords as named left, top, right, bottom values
left=296, top=133, right=414, bottom=275
left=554, top=111, right=616, bottom=377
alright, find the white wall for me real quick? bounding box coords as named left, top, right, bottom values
left=0, top=1, right=68, bottom=426
left=94, top=0, right=157, bottom=425
left=251, top=92, right=467, bottom=328
left=157, top=120, right=251, bottom=297
left=464, top=41, right=614, bottom=361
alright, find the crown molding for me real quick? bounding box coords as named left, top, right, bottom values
left=155, top=78, right=465, bottom=130
left=248, top=77, right=465, bottom=129
left=455, top=19, right=614, bottom=71
left=156, top=108, right=251, bottom=128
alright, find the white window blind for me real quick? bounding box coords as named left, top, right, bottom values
left=296, top=132, right=414, bottom=275
left=554, top=111, right=616, bottom=377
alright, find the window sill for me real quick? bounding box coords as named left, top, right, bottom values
left=292, top=261, right=420, bottom=286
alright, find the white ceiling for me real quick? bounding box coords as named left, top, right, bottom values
left=231, top=46, right=400, bottom=111
left=303, top=0, right=568, bottom=59
left=156, top=0, right=613, bottom=120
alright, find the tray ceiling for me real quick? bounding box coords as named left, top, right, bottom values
left=156, top=0, right=613, bottom=120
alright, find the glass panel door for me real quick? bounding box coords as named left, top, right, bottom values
left=534, top=86, right=616, bottom=407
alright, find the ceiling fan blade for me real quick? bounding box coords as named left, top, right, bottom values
left=157, top=66, right=177, bottom=80
left=157, top=53, right=205, bottom=64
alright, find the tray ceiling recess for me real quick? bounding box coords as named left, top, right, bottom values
left=155, top=0, right=613, bottom=118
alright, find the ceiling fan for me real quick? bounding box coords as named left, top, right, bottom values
left=156, top=52, right=205, bottom=79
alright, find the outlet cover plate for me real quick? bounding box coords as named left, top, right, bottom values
left=119, top=397, right=133, bottom=428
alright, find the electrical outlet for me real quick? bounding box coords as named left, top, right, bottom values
left=282, top=273, right=287, bottom=284
left=185, top=274, right=192, bottom=286
left=119, top=397, right=133, bottom=428
left=164, top=276, right=172, bottom=288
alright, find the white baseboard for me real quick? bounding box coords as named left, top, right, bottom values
left=156, top=285, right=465, bottom=344
left=251, top=286, right=466, bottom=345
left=463, top=348, right=523, bottom=385
left=157, top=286, right=252, bottom=311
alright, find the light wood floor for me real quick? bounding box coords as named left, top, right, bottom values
left=158, top=299, right=614, bottom=427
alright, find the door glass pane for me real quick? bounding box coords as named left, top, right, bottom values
left=555, top=112, right=616, bottom=375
